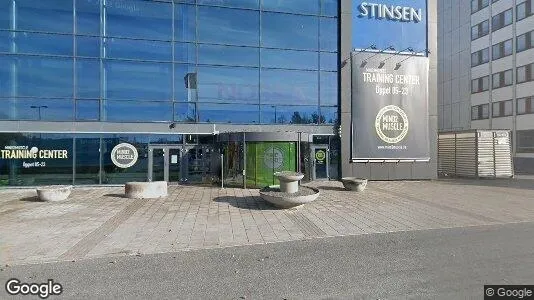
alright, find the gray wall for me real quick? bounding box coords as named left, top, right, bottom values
left=340, top=0, right=438, bottom=180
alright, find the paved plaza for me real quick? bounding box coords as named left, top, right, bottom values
left=1, top=178, right=534, bottom=266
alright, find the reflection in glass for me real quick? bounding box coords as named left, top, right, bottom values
left=262, top=0, right=319, bottom=15
left=0, top=55, right=73, bottom=98
left=320, top=72, right=338, bottom=106
left=76, top=59, right=100, bottom=99
left=260, top=69, right=318, bottom=105
left=198, top=66, right=259, bottom=103
left=174, top=42, right=196, bottom=63
left=174, top=102, right=197, bottom=122
left=199, top=44, right=258, bottom=67
left=75, top=135, right=101, bottom=184
left=76, top=36, right=100, bottom=57
left=261, top=49, right=318, bottom=70
left=320, top=52, right=338, bottom=71
left=262, top=13, right=318, bottom=50
left=13, top=99, right=73, bottom=121
left=76, top=100, right=99, bottom=121
left=175, top=4, right=196, bottom=42
left=320, top=17, right=338, bottom=52
left=103, top=101, right=173, bottom=122
left=198, top=103, right=259, bottom=123
left=320, top=106, right=338, bottom=124
left=9, top=32, right=73, bottom=56
left=104, top=60, right=172, bottom=100
left=106, top=0, right=172, bottom=40
left=175, top=64, right=197, bottom=102
left=260, top=105, right=318, bottom=124
left=105, top=38, right=172, bottom=61
left=198, top=0, right=259, bottom=9
left=198, top=6, right=259, bottom=46
left=16, top=0, right=73, bottom=33
left=76, top=0, right=100, bottom=35
left=321, top=0, right=339, bottom=16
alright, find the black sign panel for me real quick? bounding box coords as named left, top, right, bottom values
left=351, top=53, right=429, bottom=161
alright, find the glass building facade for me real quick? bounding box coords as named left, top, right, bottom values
left=0, top=0, right=340, bottom=187
left=0, top=0, right=339, bottom=124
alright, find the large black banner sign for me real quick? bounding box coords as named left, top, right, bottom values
left=351, top=53, right=429, bottom=161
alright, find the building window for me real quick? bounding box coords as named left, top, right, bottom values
left=471, top=20, right=490, bottom=40
left=492, top=8, right=513, bottom=32
left=517, top=0, right=533, bottom=21
left=492, top=39, right=513, bottom=60
left=471, top=104, right=490, bottom=120
left=472, top=76, right=490, bottom=93
left=517, top=130, right=534, bottom=153
left=517, top=96, right=533, bottom=115
left=472, top=0, right=489, bottom=13
left=492, top=69, right=513, bottom=89
left=517, top=63, right=534, bottom=84
left=492, top=100, right=513, bottom=117
left=517, top=30, right=534, bottom=52
left=471, top=47, right=489, bottom=67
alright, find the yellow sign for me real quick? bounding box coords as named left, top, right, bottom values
left=315, top=150, right=326, bottom=162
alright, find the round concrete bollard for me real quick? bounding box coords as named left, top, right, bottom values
left=125, top=181, right=168, bottom=199
left=274, top=171, right=304, bottom=194
left=36, top=185, right=73, bottom=201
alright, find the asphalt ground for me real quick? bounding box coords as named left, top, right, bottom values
left=2, top=221, right=533, bottom=299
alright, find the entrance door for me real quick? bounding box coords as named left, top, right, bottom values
left=149, top=145, right=212, bottom=183
left=312, top=146, right=329, bottom=180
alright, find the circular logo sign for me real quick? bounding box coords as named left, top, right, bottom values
left=111, top=143, right=138, bottom=168
left=315, top=150, right=326, bottom=162
left=263, top=147, right=283, bottom=169
left=375, top=105, right=409, bottom=144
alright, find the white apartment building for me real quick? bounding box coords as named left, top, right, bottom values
left=438, top=0, right=534, bottom=174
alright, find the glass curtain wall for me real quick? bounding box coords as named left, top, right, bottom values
left=0, top=0, right=339, bottom=124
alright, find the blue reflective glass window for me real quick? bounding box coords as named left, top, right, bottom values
left=260, top=105, right=318, bottom=124
left=320, top=18, right=337, bottom=51
left=320, top=52, right=337, bottom=71
left=0, top=31, right=11, bottom=52
left=14, top=99, right=73, bottom=121
left=320, top=106, right=338, bottom=124
left=0, top=99, right=16, bottom=119
left=198, top=103, right=259, bottom=124
left=76, top=36, right=100, bottom=57
left=261, top=0, right=319, bottom=15
left=104, top=61, right=172, bottom=100
left=0, top=1, right=13, bottom=30
left=198, top=7, right=259, bottom=46
left=16, top=0, right=73, bottom=33
left=105, top=38, right=172, bottom=61
left=320, top=72, right=337, bottom=106
left=76, top=100, right=99, bottom=120
left=260, top=69, right=318, bottom=105
left=321, top=0, right=338, bottom=16
left=103, top=100, right=173, bottom=122
left=174, top=4, right=196, bottom=42
left=0, top=55, right=73, bottom=98
left=174, top=102, right=197, bottom=122
left=198, top=66, right=259, bottom=103
left=262, top=13, right=318, bottom=50
left=76, top=59, right=100, bottom=99
left=106, top=0, right=172, bottom=40
left=198, top=0, right=259, bottom=9
left=199, top=44, right=258, bottom=67
left=76, top=0, right=100, bottom=35
left=261, top=49, right=318, bottom=70
left=11, top=32, right=73, bottom=56
left=174, top=42, right=196, bottom=63
left=175, top=64, right=198, bottom=102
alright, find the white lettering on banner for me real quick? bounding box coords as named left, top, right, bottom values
left=359, top=2, right=423, bottom=23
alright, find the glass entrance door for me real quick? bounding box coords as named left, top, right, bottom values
left=149, top=145, right=213, bottom=183
left=151, top=148, right=166, bottom=182
left=312, top=146, right=329, bottom=180
left=168, top=148, right=181, bottom=182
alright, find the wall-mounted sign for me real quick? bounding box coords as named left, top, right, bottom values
left=351, top=53, right=429, bottom=161
left=111, top=143, right=138, bottom=168
left=263, top=147, right=283, bottom=170
left=358, top=2, right=423, bottom=22
left=315, top=150, right=326, bottom=163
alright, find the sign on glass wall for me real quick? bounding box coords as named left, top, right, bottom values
left=352, top=0, right=427, bottom=52
left=351, top=53, right=429, bottom=161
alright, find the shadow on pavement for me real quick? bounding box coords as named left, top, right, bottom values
left=104, top=193, right=130, bottom=199
left=316, top=186, right=347, bottom=191
left=19, top=196, right=42, bottom=202
left=214, top=196, right=278, bottom=210
left=437, top=177, right=534, bottom=191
